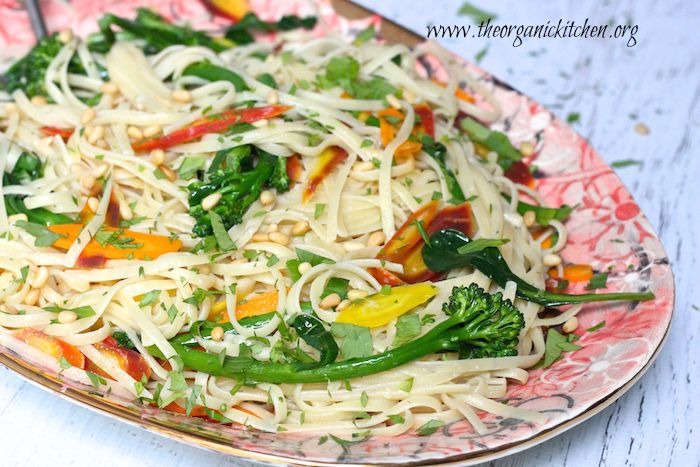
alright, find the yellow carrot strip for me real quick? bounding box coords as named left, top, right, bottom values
left=335, top=283, right=437, bottom=328
left=48, top=224, right=181, bottom=260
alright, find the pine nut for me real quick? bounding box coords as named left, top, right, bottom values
left=171, top=89, right=192, bottom=103
left=96, top=139, right=108, bottom=149
left=347, top=289, right=368, bottom=301
left=343, top=241, right=364, bottom=252
left=386, top=94, right=401, bottom=109
left=81, top=107, right=96, bottom=125
left=265, top=223, right=279, bottom=233
left=523, top=210, right=536, bottom=227
left=127, top=126, right=143, bottom=141
left=31, top=96, right=47, bottom=106
left=336, top=299, right=352, bottom=311
left=81, top=175, right=96, bottom=190
left=88, top=125, right=104, bottom=144
left=31, top=267, right=49, bottom=289
left=58, top=29, right=74, bottom=44
left=100, top=82, right=118, bottom=94
left=403, top=89, right=416, bottom=104
left=24, top=288, right=40, bottom=306
left=291, top=221, right=310, bottom=236
left=5, top=103, right=19, bottom=114
left=543, top=254, right=562, bottom=267
left=198, top=265, right=211, bottom=275
left=58, top=310, right=78, bottom=324
left=367, top=231, right=386, bottom=247
left=320, top=293, right=341, bottom=309
left=87, top=196, right=99, bottom=212
left=210, top=326, right=225, bottom=342
left=251, top=233, right=269, bottom=242
left=252, top=119, right=269, bottom=128
left=297, top=261, right=312, bottom=275
left=269, top=232, right=289, bottom=246
left=267, top=90, right=279, bottom=105
left=150, top=149, right=165, bottom=166
left=259, top=190, right=275, bottom=206
left=562, top=317, right=579, bottom=333
left=201, top=192, right=222, bottom=211
left=520, top=141, right=534, bottom=157
left=143, top=124, right=162, bottom=138
left=158, top=165, right=177, bottom=182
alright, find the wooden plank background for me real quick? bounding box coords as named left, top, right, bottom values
left=0, top=1, right=697, bottom=466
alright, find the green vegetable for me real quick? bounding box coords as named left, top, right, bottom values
left=90, top=8, right=231, bottom=54
left=540, top=328, right=581, bottom=368
left=178, top=156, right=206, bottom=180
left=320, top=56, right=397, bottom=100
left=586, top=273, right=608, bottom=290
left=421, top=136, right=466, bottom=203
left=423, top=229, right=655, bottom=307
left=257, top=73, right=277, bottom=89
left=139, top=290, right=161, bottom=307
left=586, top=321, right=606, bottom=332
left=3, top=153, right=73, bottom=225
left=416, top=419, right=444, bottom=436
left=14, top=221, right=64, bottom=247
left=321, top=277, right=349, bottom=300
left=187, top=148, right=289, bottom=237
left=457, top=2, right=496, bottom=24
left=353, top=25, right=376, bottom=46
left=112, top=330, right=136, bottom=350
left=43, top=305, right=96, bottom=319
left=330, top=323, right=373, bottom=359
left=182, top=62, right=248, bottom=92
left=148, top=283, right=525, bottom=383
left=515, top=199, right=573, bottom=225
left=460, top=117, right=522, bottom=169
left=225, top=12, right=317, bottom=45
left=393, top=313, right=421, bottom=347
left=0, top=34, right=90, bottom=98
left=209, top=211, right=236, bottom=251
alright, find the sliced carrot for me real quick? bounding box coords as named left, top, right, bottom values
left=14, top=328, right=85, bottom=369
left=48, top=224, right=181, bottom=261
left=548, top=264, right=594, bottom=283
left=232, top=290, right=278, bottom=321
left=394, top=141, right=422, bottom=162
left=504, top=160, right=536, bottom=189
left=41, top=126, right=74, bottom=140
left=302, top=146, right=348, bottom=203
left=164, top=401, right=208, bottom=418
left=379, top=117, right=396, bottom=147
left=432, top=79, right=476, bottom=103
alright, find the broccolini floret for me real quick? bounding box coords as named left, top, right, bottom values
left=187, top=148, right=290, bottom=237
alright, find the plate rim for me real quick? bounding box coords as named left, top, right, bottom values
left=0, top=0, right=675, bottom=464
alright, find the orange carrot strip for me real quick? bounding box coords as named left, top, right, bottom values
left=548, top=264, right=594, bottom=283
left=48, top=224, right=182, bottom=261
left=14, top=328, right=85, bottom=368
left=233, top=290, right=278, bottom=321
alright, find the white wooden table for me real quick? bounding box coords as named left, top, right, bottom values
left=1, top=1, right=698, bottom=466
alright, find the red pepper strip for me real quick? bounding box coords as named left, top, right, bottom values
left=41, top=126, right=74, bottom=140
left=286, top=154, right=304, bottom=183
left=413, top=103, right=435, bottom=138
left=368, top=267, right=406, bottom=286
left=86, top=341, right=152, bottom=381
left=302, top=146, right=348, bottom=203
left=427, top=202, right=475, bottom=237
left=378, top=202, right=475, bottom=283
left=132, top=105, right=293, bottom=152
left=504, top=160, right=536, bottom=189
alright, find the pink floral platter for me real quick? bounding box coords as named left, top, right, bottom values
left=0, top=0, right=674, bottom=465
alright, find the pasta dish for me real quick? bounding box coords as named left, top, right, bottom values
left=0, top=9, right=653, bottom=436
